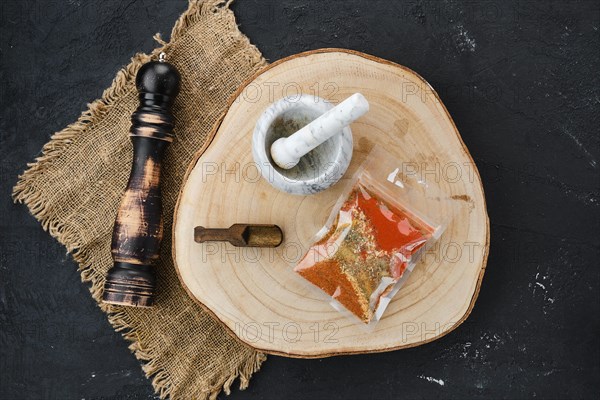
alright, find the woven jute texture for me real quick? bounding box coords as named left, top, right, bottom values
left=13, top=1, right=268, bottom=398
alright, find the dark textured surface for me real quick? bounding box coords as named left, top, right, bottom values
left=1, top=0, right=598, bottom=398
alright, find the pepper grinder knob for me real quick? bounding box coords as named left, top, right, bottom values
left=136, top=54, right=181, bottom=108
left=102, top=55, right=180, bottom=307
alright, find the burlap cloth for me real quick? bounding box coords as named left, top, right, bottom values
left=13, top=1, right=269, bottom=398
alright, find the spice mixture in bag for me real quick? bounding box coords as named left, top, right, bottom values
left=294, top=147, right=451, bottom=324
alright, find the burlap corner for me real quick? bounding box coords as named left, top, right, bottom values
left=13, top=1, right=268, bottom=398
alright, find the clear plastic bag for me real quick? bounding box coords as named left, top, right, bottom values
left=294, top=146, right=455, bottom=325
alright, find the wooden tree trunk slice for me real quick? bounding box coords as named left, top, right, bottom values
left=173, top=49, right=489, bottom=358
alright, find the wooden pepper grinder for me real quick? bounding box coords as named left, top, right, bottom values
left=102, top=53, right=180, bottom=307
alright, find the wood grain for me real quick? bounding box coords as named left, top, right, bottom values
left=172, top=49, right=489, bottom=357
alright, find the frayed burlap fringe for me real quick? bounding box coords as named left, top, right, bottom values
left=13, top=1, right=268, bottom=399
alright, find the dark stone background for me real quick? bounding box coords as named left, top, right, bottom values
left=1, top=0, right=598, bottom=398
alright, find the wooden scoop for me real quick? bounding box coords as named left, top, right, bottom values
left=194, top=224, right=283, bottom=247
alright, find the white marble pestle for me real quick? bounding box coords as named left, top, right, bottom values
left=270, top=93, right=370, bottom=169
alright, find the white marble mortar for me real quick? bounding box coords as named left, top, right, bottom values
left=252, top=94, right=354, bottom=195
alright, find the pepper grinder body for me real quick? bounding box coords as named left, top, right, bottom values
left=102, top=58, right=180, bottom=307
